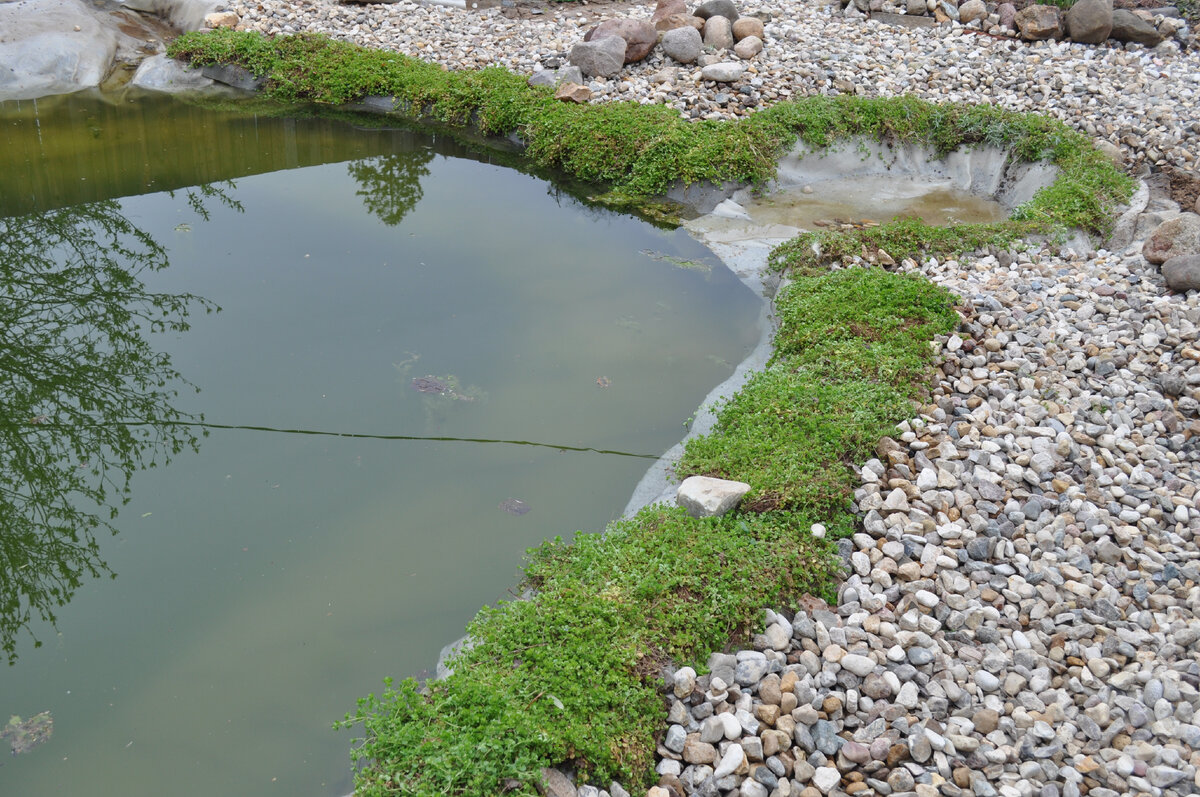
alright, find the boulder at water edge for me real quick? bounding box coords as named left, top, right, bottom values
left=584, top=19, right=658, bottom=64
left=130, top=54, right=215, bottom=92
left=662, top=26, right=703, bottom=64
left=1015, top=4, right=1063, bottom=39
left=119, top=0, right=222, bottom=32
left=1065, top=0, right=1113, bottom=43
left=0, top=0, right=118, bottom=100
left=1162, top=255, right=1200, bottom=292
left=1143, top=213, right=1200, bottom=264
left=569, top=34, right=627, bottom=78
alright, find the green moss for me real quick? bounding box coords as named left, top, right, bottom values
left=678, top=268, right=958, bottom=512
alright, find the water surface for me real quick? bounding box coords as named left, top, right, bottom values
left=0, top=92, right=761, bottom=796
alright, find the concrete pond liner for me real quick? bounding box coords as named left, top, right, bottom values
left=623, top=136, right=1060, bottom=518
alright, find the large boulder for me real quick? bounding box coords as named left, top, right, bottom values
left=1143, top=214, right=1200, bottom=264
left=661, top=26, right=703, bottom=64
left=958, top=0, right=988, bottom=25
left=703, top=15, right=735, bottom=49
left=0, top=0, right=118, bottom=100
left=733, top=35, right=763, bottom=58
left=584, top=19, right=658, bottom=64
left=118, top=0, right=222, bottom=32
left=731, top=16, right=765, bottom=41
left=997, top=2, right=1017, bottom=28
left=1162, top=255, right=1200, bottom=292
left=1015, top=4, right=1064, bottom=39
left=130, top=54, right=216, bottom=92
left=695, top=0, right=739, bottom=22
left=1110, top=8, right=1165, bottom=45
left=569, top=34, right=627, bottom=77
left=1065, top=0, right=1113, bottom=43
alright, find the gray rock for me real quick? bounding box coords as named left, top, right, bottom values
left=200, top=63, right=267, bottom=91
left=1065, top=0, right=1113, bottom=43
left=129, top=54, right=215, bottom=93
left=812, top=719, right=843, bottom=755
left=569, top=35, right=627, bottom=78
left=840, top=653, right=876, bottom=676
left=998, top=1, right=1017, bottom=27
left=661, top=26, right=703, bottom=64
left=700, top=62, right=747, bottom=82
left=528, top=65, right=584, bottom=89
left=542, top=767, right=578, bottom=797
left=733, top=35, right=763, bottom=59
left=1110, top=8, right=1165, bottom=44
left=695, top=0, right=739, bottom=22
left=703, top=15, right=735, bottom=50
left=664, top=724, right=687, bottom=753
left=676, top=475, right=751, bottom=517
left=0, top=0, right=120, bottom=101
left=1162, top=254, right=1200, bottom=291
left=735, top=655, right=769, bottom=685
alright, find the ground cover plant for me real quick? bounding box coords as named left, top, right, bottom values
left=165, top=28, right=1136, bottom=795
left=339, top=264, right=956, bottom=795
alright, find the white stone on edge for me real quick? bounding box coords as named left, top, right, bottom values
left=676, top=475, right=752, bottom=517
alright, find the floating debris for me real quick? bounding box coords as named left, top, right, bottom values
left=3, top=711, right=53, bottom=755
left=499, top=498, right=530, bottom=516
left=810, top=218, right=880, bottom=231
left=595, top=376, right=611, bottom=388
left=411, top=375, right=450, bottom=394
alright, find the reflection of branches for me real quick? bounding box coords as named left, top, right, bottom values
left=347, top=152, right=434, bottom=227
left=168, top=181, right=245, bottom=222
left=0, top=199, right=216, bottom=664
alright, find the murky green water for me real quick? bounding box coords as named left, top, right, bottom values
left=0, top=92, right=760, bottom=795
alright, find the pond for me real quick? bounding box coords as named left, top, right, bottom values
left=0, top=91, right=762, bottom=796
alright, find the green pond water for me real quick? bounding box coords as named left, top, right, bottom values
left=0, top=92, right=761, bottom=795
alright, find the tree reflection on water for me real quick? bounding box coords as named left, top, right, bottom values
left=0, top=198, right=216, bottom=664
left=347, top=150, right=433, bottom=226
